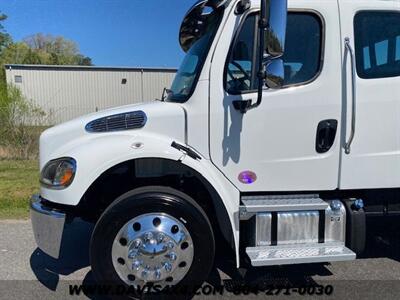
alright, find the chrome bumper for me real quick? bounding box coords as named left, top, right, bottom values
left=30, top=195, right=66, bottom=259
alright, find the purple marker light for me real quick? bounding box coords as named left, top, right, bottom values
left=238, top=171, right=257, bottom=184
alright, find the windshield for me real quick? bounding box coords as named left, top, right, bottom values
left=167, top=7, right=223, bottom=102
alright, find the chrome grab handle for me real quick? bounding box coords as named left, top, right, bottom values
left=344, top=37, right=356, bottom=155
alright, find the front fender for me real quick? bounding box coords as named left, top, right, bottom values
left=180, top=154, right=240, bottom=267
left=40, top=132, right=184, bottom=206
left=41, top=134, right=241, bottom=267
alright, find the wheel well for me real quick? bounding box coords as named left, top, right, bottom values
left=77, top=158, right=235, bottom=252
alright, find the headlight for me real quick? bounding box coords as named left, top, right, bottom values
left=40, top=158, right=77, bottom=189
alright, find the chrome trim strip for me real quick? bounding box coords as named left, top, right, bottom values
left=30, top=195, right=66, bottom=258
left=344, top=37, right=357, bottom=155
left=181, top=106, right=189, bottom=145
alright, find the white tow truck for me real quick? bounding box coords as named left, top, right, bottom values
left=31, top=0, right=400, bottom=296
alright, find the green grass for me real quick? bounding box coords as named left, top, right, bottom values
left=0, top=160, right=39, bottom=219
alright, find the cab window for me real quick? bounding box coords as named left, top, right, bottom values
left=283, top=13, right=322, bottom=86
left=226, top=14, right=258, bottom=94
left=354, top=11, right=400, bottom=79
left=225, top=12, right=323, bottom=94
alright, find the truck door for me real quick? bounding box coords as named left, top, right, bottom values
left=338, top=1, right=400, bottom=189
left=209, top=2, right=343, bottom=192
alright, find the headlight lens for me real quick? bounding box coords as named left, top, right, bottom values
left=40, top=158, right=77, bottom=189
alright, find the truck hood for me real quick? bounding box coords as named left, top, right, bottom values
left=39, top=101, right=186, bottom=169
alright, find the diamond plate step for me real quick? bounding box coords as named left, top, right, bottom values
left=241, top=194, right=328, bottom=213
left=246, top=243, right=356, bottom=266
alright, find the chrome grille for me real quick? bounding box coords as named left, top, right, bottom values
left=85, top=111, right=147, bottom=133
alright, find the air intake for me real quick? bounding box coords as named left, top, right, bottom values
left=85, top=111, right=147, bottom=133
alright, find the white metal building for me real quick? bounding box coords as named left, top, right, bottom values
left=5, top=64, right=177, bottom=124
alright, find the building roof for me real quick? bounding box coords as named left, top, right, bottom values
left=4, top=64, right=178, bottom=73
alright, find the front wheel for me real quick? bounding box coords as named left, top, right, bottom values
left=90, top=186, right=215, bottom=297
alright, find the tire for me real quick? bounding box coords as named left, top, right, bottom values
left=90, top=186, right=215, bottom=299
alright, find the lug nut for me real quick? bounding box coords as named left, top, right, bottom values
left=133, top=239, right=142, bottom=248
left=167, top=241, right=174, bottom=249
left=164, top=262, right=172, bottom=273
left=157, top=233, right=165, bottom=243
left=142, top=269, right=149, bottom=279
left=132, top=260, right=141, bottom=271
left=169, top=252, right=177, bottom=261
left=128, top=249, right=137, bottom=259
left=154, top=268, right=162, bottom=280
left=144, top=232, right=153, bottom=241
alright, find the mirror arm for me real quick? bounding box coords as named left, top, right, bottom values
left=253, top=0, right=268, bottom=109
left=234, top=0, right=287, bottom=113
left=235, top=0, right=267, bottom=113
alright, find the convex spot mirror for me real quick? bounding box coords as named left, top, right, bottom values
left=179, top=0, right=227, bottom=52
left=265, top=59, right=284, bottom=89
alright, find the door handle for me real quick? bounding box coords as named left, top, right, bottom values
left=344, top=37, right=357, bottom=155
left=316, top=119, right=338, bottom=154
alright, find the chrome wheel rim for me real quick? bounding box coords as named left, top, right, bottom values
left=111, top=213, right=194, bottom=288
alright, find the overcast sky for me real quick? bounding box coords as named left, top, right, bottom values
left=1, top=0, right=198, bottom=68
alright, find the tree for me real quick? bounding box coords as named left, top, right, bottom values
left=0, top=16, right=93, bottom=83
left=0, top=42, right=39, bottom=65
left=0, top=12, right=12, bottom=54
left=0, top=82, right=46, bottom=159
left=76, top=55, right=92, bottom=66
left=22, top=34, right=92, bottom=66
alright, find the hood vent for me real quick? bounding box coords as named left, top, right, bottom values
left=85, top=111, right=147, bottom=133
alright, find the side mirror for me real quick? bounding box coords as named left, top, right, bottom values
left=265, top=59, right=284, bottom=89
left=179, top=1, right=209, bottom=52
left=234, top=0, right=287, bottom=113
left=264, top=0, right=287, bottom=58
left=179, top=0, right=228, bottom=52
